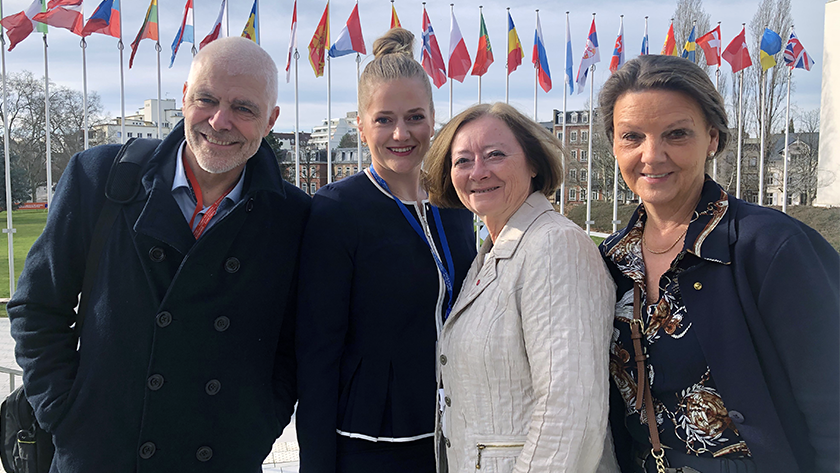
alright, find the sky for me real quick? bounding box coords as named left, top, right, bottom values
left=0, top=0, right=826, bottom=134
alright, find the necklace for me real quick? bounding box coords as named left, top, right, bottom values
left=642, top=226, right=688, bottom=254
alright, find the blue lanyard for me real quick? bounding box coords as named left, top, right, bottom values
left=369, top=165, right=456, bottom=320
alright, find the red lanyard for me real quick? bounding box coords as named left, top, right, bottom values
left=183, top=155, right=236, bottom=239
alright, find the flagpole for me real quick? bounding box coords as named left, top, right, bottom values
left=156, top=40, right=163, bottom=139
left=119, top=17, right=126, bottom=144
left=1, top=0, right=16, bottom=295
left=586, top=62, right=594, bottom=236
left=327, top=56, right=332, bottom=184
left=713, top=21, right=720, bottom=181
left=43, top=33, right=53, bottom=209
left=81, top=37, right=89, bottom=149
left=224, top=0, right=229, bottom=36
left=612, top=14, right=622, bottom=233
left=533, top=10, right=539, bottom=121
left=295, top=48, right=300, bottom=188
left=584, top=12, right=595, bottom=236
left=691, top=20, right=697, bottom=64
left=505, top=7, right=510, bottom=104
left=560, top=10, right=570, bottom=215
left=449, top=4, right=454, bottom=120
left=758, top=25, right=767, bottom=206
left=477, top=6, right=483, bottom=104
left=255, top=0, right=260, bottom=45
left=356, top=52, right=362, bottom=170
left=192, top=0, right=198, bottom=56
left=736, top=68, right=744, bottom=198
left=782, top=26, right=792, bottom=213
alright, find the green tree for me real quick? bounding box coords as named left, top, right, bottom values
left=338, top=132, right=357, bottom=148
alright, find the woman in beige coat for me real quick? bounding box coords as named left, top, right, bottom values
left=425, top=103, right=617, bottom=472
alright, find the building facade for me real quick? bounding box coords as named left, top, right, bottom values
left=90, top=99, right=182, bottom=144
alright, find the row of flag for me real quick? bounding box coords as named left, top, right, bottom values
left=0, top=0, right=263, bottom=69
left=1, top=0, right=818, bottom=91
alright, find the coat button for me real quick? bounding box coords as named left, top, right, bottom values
left=147, top=374, right=164, bottom=391
left=224, top=257, right=240, bottom=273
left=440, top=355, right=447, bottom=365
left=139, top=441, right=156, bottom=459
left=728, top=410, right=745, bottom=424
left=196, top=446, right=213, bottom=462
left=205, top=379, right=221, bottom=396
left=445, top=437, right=451, bottom=448
left=156, top=311, right=172, bottom=327
left=245, top=198, right=254, bottom=212
left=445, top=396, right=451, bottom=407
left=214, top=316, right=230, bottom=332
left=149, top=247, right=165, bottom=262
left=693, top=282, right=703, bottom=290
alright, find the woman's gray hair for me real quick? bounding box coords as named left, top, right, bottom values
left=599, top=55, right=728, bottom=154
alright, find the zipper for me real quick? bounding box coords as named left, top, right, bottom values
left=416, top=201, right=447, bottom=338
left=475, top=442, right=525, bottom=469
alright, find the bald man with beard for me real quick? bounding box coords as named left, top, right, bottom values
left=8, top=37, right=309, bottom=472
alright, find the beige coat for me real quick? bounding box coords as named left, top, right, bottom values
left=437, top=193, right=617, bottom=473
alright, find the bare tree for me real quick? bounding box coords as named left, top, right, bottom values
left=672, top=0, right=712, bottom=71
left=745, top=0, right=792, bottom=197
left=0, top=71, right=105, bottom=200
left=785, top=109, right=821, bottom=205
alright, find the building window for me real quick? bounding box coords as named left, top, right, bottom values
left=580, top=150, right=587, bottom=162
left=116, top=131, right=122, bottom=138
left=581, top=131, right=588, bottom=142
left=749, top=157, right=757, bottom=167
left=571, top=150, right=577, bottom=160
left=570, top=131, right=577, bottom=142
left=767, top=173, right=778, bottom=186
left=580, top=170, right=587, bottom=182
left=147, top=133, right=153, bottom=138
left=570, top=169, right=577, bottom=182
left=571, top=113, right=578, bottom=124
left=569, top=188, right=577, bottom=201
left=336, top=168, right=342, bottom=178
left=557, top=132, right=562, bottom=140
left=127, top=132, right=133, bottom=138
left=592, top=190, right=598, bottom=200
left=765, top=193, right=775, bottom=205
left=310, top=183, right=316, bottom=194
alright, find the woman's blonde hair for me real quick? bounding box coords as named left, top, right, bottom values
left=425, top=102, right=564, bottom=209
left=358, top=28, right=434, bottom=117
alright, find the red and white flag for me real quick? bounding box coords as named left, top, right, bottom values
left=285, top=1, right=297, bottom=83
left=200, top=0, right=227, bottom=50
left=448, top=9, right=471, bottom=82
left=696, top=25, right=721, bottom=66
left=421, top=8, right=447, bottom=88
left=722, top=26, right=751, bottom=73
left=33, top=0, right=82, bottom=35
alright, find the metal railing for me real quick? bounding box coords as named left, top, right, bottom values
left=0, top=365, right=22, bottom=392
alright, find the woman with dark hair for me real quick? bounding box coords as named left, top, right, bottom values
left=599, top=54, right=839, bottom=473
left=295, top=28, right=476, bottom=473
left=426, top=102, right=617, bottom=472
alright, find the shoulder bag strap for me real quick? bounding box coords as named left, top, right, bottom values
left=74, top=138, right=161, bottom=337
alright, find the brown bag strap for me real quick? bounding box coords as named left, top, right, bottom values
left=630, top=282, right=666, bottom=472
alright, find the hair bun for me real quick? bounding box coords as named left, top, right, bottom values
left=372, top=28, right=415, bottom=58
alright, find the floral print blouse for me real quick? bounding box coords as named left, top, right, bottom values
left=602, top=178, right=752, bottom=459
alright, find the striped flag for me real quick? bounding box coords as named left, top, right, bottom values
left=532, top=12, right=550, bottom=92
left=390, top=2, right=400, bottom=29
left=241, top=0, right=259, bottom=44
left=448, top=8, right=471, bottom=82
left=1, top=0, right=47, bottom=51
left=640, top=19, right=648, bottom=55
left=329, top=3, right=365, bottom=57
left=759, top=28, right=782, bottom=71
left=199, top=0, right=227, bottom=49
left=128, top=0, right=158, bottom=68
left=32, top=0, right=83, bottom=36
left=609, top=17, right=624, bottom=73
left=575, top=17, right=599, bottom=94
left=170, top=0, right=194, bottom=67
left=661, top=21, right=678, bottom=56
left=507, top=11, right=523, bottom=74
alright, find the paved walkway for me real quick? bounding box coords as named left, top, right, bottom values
left=0, top=318, right=301, bottom=471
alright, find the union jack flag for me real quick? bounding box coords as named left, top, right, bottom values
left=784, top=30, right=814, bottom=71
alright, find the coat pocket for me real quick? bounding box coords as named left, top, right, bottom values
left=475, top=435, right=525, bottom=471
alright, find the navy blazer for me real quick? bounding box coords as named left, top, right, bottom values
left=9, top=122, right=310, bottom=472
left=602, top=182, right=840, bottom=473
left=296, top=172, right=476, bottom=473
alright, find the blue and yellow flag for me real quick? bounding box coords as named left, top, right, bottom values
left=241, top=0, right=259, bottom=44
left=681, top=25, right=696, bottom=62
left=759, top=28, right=782, bottom=71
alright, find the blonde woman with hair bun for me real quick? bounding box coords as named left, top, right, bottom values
left=296, top=28, right=476, bottom=473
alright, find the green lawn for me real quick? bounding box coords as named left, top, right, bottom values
left=0, top=210, right=48, bottom=316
